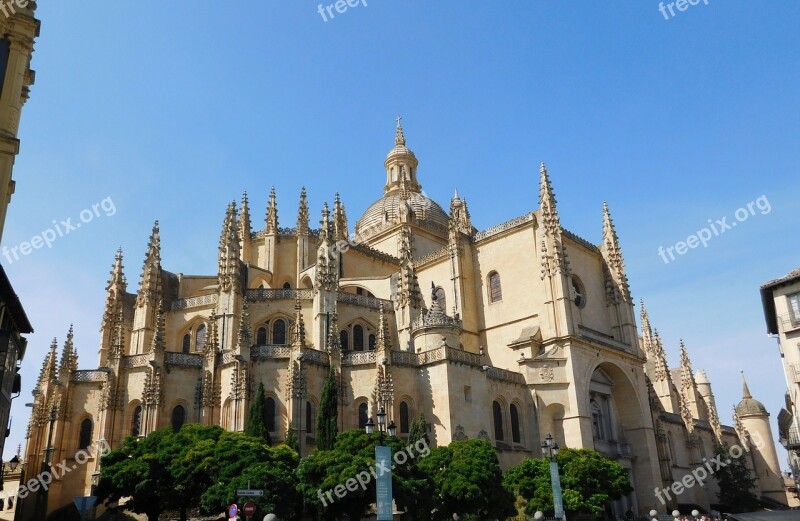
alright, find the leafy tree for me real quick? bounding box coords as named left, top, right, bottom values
left=298, top=429, right=429, bottom=521
left=285, top=424, right=300, bottom=452
left=503, top=448, right=632, bottom=518
left=316, top=368, right=339, bottom=450
left=246, top=382, right=272, bottom=445
left=408, top=411, right=429, bottom=445
left=713, top=442, right=759, bottom=513
left=417, top=438, right=516, bottom=520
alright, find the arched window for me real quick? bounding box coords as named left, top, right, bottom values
left=353, top=325, right=364, bottom=351
left=510, top=404, right=521, bottom=444
left=399, top=402, right=410, bottom=434
left=306, top=401, right=313, bottom=435
left=78, top=418, right=92, bottom=450
left=283, top=282, right=291, bottom=289
left=131, top=406, right=142, bottom=438
left=265, top=397, right=276, bottom=432
left=358, top=402, right=369, bottom=428
left=489, top=272, right=502, bottom=303
left=172, top=405, right=186, bottom=433
left=182, top=333, right=191, bottom=354
left=492, top=401, right=504, bottom=441
left=435, top=287, right=447, bottom=314
left=273, top=319, right=287, bottom=345
left=340, top=330, right=349, bottom=351
left=368, top=334, right=376, bottom=350
left=571, top=276, right=586, bottom=308
left=195, top=324, right=206, bottom=351
left=257, top=327, right=267, bottom=346
left=591, top=399, right=605, bottom=440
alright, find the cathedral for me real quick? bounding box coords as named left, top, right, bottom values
left=17, top=122, right=790, bottom=518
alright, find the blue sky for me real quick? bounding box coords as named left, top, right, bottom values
left=2, top=1, right=799, bottom=467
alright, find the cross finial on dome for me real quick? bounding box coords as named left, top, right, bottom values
left=395, top=116, right=406, bottom=146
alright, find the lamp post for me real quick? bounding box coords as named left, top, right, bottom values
left=541, top=433, right=565, bottom=521
left=650, top=509, right=659, bottom=521
left=364, top=407, right=396, bottom=521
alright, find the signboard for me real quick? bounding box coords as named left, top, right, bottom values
left=236, top=489, right=264, bottom=497
left=243, top=502, right=256, bottom=516
left=375, top=445, right=393, bottom=521
left=228, top=503, right=238, bottom=518
left=550, top=461, right=565, bottom=520
left=73, top=496, right=97, bottom=520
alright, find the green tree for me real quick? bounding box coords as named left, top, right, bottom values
left=285, top=424, right=299, bottom=452
left=316, top=368, right=339, bottom=450
left=408, top=411, right=429, bottom=445
left=503, top=448, right=632, bottom=518
left=246, top=382, right=272, bottom=445
left=713, top=442, right=759, bottom=513
left=96, top=424, right=225, bottom=521
left=417, top=438, right=516, bottom=520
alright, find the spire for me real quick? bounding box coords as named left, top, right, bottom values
left=602, top=202, right=631, bottom=301
left=375, top=303, right=392, bottom=356
left=102, top=247, right=127, bottom=329
left=136, top=221, right=162, bottom=307
left=651, top=329, right=669, bottom=382
left=265, top=186, right=278, bottom=234
left=149, top=300, right=166, bottom=353
left=206, top=310, right=219, bottom=356
left=395, top=116, right=406, bottom=146
left=235, top=301, right=252, bottom=352
left=292, top=297, right=306, bottom=348
left=315, top=202, right=338, bottom=292
left=640, top=300, right=654, bottom=355
left=239, top=192, right=252, bottom=244
left=384, top=117, right=420, bottom=193
left=539, top=162, right=561, bottom=237
left=218, top=202, right=241, bottom=293
left=333, top=193, right=348, bottom=242
left=741, top=371, right=752, bottom=399
left=449, top=188, right=472, bottom=234
left=59, top=324, right=78, bottom=376
left=109, top=308, right=125, bottom=359
left=398, top=225, right=412, bottom=263
left=38, top=338, right=58, bottom=388
left=320, top=202, right=330, bottom=243
left=296, top=186, right=309, bottom=236
left=680, top=387, right=695, bottom=434
left=679, top=339, right=694, bottom=390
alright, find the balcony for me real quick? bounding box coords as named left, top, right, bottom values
left=781, top=423, right=800, bottom=450
left=778, top=313, right=800, bottom=334
left=791, top=363, right=800, bottom=384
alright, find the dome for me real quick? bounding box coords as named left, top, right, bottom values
left=735, top=373, right=768, bottom=416
left=355, top=190, right=449, bottom=238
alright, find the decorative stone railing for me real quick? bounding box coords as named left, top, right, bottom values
left=410, top=312, right=462, bottom=333
left=486, top=366, right=526, bottom=385
left=301, top=349, right=330, bottom=366
left=342, top=351, right=376, bottom=366
left=251, top=345, right=292, bottom=359
left=218, top=351, right=239, bottom=365
left=415, top=246, right=449, bottom=266
left=121, top=354, right=150, bottom=369
left=247, top=289, right=314, bottom=302
left=165, top=352, right=203, bottom=367
left=561, top=227, right=599, bottom=252
left=171, top=294, right=218, bottom=311
left=71, top=370, right=108, bottom=383
left=336, top=292, right=393, bottom=311
left=472, top=213, right=534, bottom=243
left=444, top=347, right=483, bottom=367
left=418, top=347, right=444, bottom=365
left=391, top=350, right=418, bottom=367
left=252, top=228, right=320, bottom=240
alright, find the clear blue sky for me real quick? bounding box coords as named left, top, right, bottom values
left=3, top=1, right=799, bottom=466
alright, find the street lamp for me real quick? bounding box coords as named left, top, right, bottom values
left=650, top=509, right=658, bottom=521
left=672, top=510, right=680, bottom=519
left=540, top=433, right=565, bottom=521
left=691, top=510, right=699, bottom=519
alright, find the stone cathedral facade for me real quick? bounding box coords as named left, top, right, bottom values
left=19, top=123, right=789, bottom=518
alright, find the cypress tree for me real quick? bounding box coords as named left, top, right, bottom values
left=408, top=411, right=429, bottom=445
left=316, top=367, right=339, bottom=450
left=245, top=382, right=272, bottom=445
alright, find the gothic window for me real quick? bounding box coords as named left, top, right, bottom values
left=78, top=418, right=92, bottom=450
left=353, top=325, right=364, bottom=351
left=399, top=402, right=410, bottom=434
left=358, top=402, right=369, bottom=428
left=283, top=282, right=291, bottom=289
left=510, top=404, right=521, bottom=444
left=591, top=399, right=605, bottom=440
left=340, top=330, right=349, bottom=351
left=435, top=287, right=447, bottom=313
left=172, top=405, right=186, bottom=433
left=257, top=327, right=267, bottom=346
left=306, top=401, right=313, bottom=435
left=492, top=401, right=504, bottom=441
left=182, top=333, right=191, bottom=354
left=273, top=319, right=287, bottom=345
left=571, top=276, right=586, bottom=308
left=195, top=324, right=206, bottom=351
left=265, top=397, right=276, bottom=432
left=788, top=292, right=800, bottom=324
left=131, top=406, right=142, bottom=438
left=488, top=272, right=502, bottom=303
left=368, top=334, right=376, bottom=350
